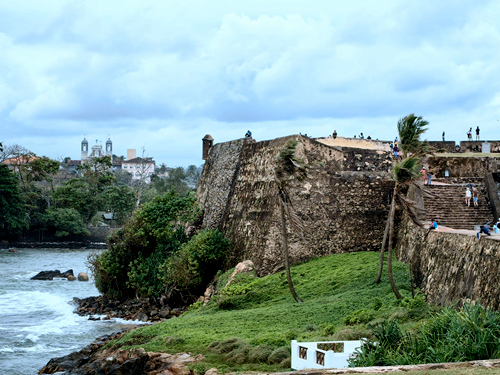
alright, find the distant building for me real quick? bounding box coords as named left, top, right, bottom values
left=122, top=157, right=156, bottom=182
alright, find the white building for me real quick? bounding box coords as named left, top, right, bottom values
left=122, top=157, right=156, bottom=182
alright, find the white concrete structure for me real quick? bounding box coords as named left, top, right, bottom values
left=122, top=157, right=156, bottom=182
left=291, top=340, right=363, bottom=370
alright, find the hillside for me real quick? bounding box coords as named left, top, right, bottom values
left=106, top=252, right=432, bottom=373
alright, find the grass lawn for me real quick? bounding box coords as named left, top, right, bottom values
left=108, top=251, right=435, bottom=373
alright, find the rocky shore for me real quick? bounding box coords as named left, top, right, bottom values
left=74, top=295, right=188, bottom=322
left=38, top=330, right=209, bottom=375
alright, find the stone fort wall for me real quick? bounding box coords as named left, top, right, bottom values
left=396, top=212, right=500, bottom=310
left=197, top=135, right=394, bottom=275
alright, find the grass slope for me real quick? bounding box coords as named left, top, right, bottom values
left=109, top=251, right=432, bottom=373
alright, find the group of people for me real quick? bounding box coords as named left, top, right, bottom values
left=477, top=219, right=500, bottom=240
left=425, top=218, right=499, bottom=240
left=464, top=183, right=479, bottom=207
left=467, top=126, right=480, bottom=141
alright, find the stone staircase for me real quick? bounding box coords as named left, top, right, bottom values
left=423, top=181, right=495, bottom=230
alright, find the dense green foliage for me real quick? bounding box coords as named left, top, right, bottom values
left=89, top=191, right=230, bottom=300
left=107, top=252, right=434, bottom=373
left=44, top=207, right=90, bottom=237
left=350, top=303, right=500, bottom=367
left=163, top=229, right=231, bottom=295
left=0, top=142, right=203, bottom=240
left=0, top=165, right=28, bottom=238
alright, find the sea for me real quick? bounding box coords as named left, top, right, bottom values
left=0, top=247, right=142, bottom=375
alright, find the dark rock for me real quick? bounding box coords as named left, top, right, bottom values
left=31, top=269, right=74, bottom=280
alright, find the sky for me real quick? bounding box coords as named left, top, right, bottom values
left=1, top=0, right=499, bottom=167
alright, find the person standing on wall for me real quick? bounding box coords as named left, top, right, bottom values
left=476, top=126, right=480, bottom=141
left=467, top=128, right=472, bottom=140
left=442, top=131, right=445, bottom=141
left=333, top=130, right=337, bottom=139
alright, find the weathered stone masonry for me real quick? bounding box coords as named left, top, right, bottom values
left=197, top=135, right=394, bottom=275
left=396, top=214, right=500, bottom=310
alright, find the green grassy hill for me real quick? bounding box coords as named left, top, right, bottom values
left=108, top=251, right=433, bottom=373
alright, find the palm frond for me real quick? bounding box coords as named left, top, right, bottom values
left=397, top=114, right=430, bottom=157
left=393, top=156, right=422, bottom=184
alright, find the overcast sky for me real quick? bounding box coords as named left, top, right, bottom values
left=1, top=1, right=499, bottom=167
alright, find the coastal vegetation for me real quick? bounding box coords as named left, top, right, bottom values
left=104, top=251, right=432, bottom=373
left=0, top=142, right=202, bottom=241
left=89, top=190, right=230, bottom=302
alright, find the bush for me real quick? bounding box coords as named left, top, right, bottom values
left=248, top=345, right=273, bottom=363
left=162, top=229, right=231, bottom=296
left=88, top=191, right=197, bottom=299
left=267, top=347, right=290, bottom=365
left=349, top=303, right=500, bottom=367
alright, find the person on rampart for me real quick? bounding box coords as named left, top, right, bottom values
left=332, top=130, right=337, bottom=139
left=426, top=171, right=433, bottom=185
left=467, top=128, right=472, bottom=140
left=245, top=130, right=252, bottom=138
left=442, top=131, right=445, bottom=141
left=425, top=219, right=438, bottom=237
left=359, top=133, right=364, bottom=139
left=472, top=187, right=479, bottom=207
left=465, top=187, right=472, bottom=207
left=420, top=167, right=426, bottom=182
left=477, top=222, right=492, bottom=240
left=476, top=126, right=480, bottom=141
left=393, top=145, right=399, bottom=158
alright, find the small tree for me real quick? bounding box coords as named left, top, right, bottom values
left=275, top=139, right=308, bottom=303
left=0, top=165, right=28, bottom=238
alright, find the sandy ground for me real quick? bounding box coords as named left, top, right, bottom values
left=315, top=136, right=390, bottom=151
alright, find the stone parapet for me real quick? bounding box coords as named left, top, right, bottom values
left=396, top=213, right=500, bottom=310
left=427, top=156, right=500, bottom=177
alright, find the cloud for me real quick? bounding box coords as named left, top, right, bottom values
left=1, top=1, right=500, bottom=166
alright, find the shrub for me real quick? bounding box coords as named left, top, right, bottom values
left=88, top=191, right=197, bottom=299
left=162, top=229, right=231, bottom=296
left=267, top=347, right=290, bottom=365
left=349, top=303, right=500, bottom=367
left=248, top=345, right=273, bottom=363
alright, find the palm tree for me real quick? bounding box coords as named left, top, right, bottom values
left=275, top=139, right=307, bottom=303
left=375, top=114, right=429, bottom=299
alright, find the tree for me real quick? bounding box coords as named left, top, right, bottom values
left=52, top=179, right=95, bottom=223
left=275, top=139, right=308, bottom=303
left=0, top=165, right=28, bottom=238
left=375, top=114, right=429, bottom=299
left=100, top=185, right=136, bottom=224
left=45, top=207, right=90, bottom=237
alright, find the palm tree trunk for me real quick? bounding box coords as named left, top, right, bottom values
left=387, top=188, right=402, bottom=300
left=375, top=203, right=392, bottom=283
left=279, top=198, right=303, bottom=303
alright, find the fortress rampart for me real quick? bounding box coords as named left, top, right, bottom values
left=197, top=135, right=394, bottom=275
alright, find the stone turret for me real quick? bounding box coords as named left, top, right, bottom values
left=202, top=134, right=214, bottom=160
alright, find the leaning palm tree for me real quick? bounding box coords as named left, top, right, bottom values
left=375, top=114, right=429, bottom=299
left=275, top=139, right=308, bottom=303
